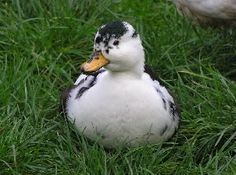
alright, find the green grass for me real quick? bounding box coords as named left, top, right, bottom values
left=0, top=0, right=236, bottom=174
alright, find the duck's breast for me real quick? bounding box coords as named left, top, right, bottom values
left=67, top=72, right=178, bottom=147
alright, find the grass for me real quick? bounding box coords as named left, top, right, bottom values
left=0, top=0, right=235, bottom=174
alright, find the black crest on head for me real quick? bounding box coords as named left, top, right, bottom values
left=95, top=21, right=128, bottom=44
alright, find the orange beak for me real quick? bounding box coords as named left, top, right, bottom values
left=80, top=52, right=109, bottom=74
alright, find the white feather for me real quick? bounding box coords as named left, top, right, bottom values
left=173, top=0, right=236, bottom=27
left=66, top=21, right=179, bottom=148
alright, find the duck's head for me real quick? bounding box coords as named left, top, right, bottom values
left=81, top=21, right=145, bottom=75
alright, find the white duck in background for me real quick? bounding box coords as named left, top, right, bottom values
left=172, top=0, right=236, bottom=27
left=62, top=21, right=180, bottom=148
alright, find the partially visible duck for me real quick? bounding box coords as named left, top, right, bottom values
left=62, top=21, right=180, bottom=148
left=172, top=0, right=236, bottom=27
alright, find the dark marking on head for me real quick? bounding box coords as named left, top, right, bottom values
left=113, top=40, right=119, bottom=46
left=103, top=40, right=109, bottom=47
left=105, top=49, right=109, bottom=54
left=99, top=21, right=128, bottom=39
left=95, top=21, right=128, bottom=45
left=95, top=36, right=102, bottom=44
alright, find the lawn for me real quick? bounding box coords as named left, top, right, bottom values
left=0, top=0, right=235, bottom=174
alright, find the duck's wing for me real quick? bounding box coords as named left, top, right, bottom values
left=144, top=64, right=164, bottom=85
left=59, top=69, right=106, bottom=115
left=60, top=84, right=78, bottom=116
left=144, top=64, right=181, bottom=121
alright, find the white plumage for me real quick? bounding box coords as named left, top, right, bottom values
left=173, top=0, right=236, bottom=27
left=64, top=21, right=180, bottom=148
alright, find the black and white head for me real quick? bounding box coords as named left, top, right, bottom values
left=81, top=21, right=145, bottom=75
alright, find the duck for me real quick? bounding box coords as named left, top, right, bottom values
left=61, top=21, right=180, bottom=148
left=172, top=0, right=236, bottom=27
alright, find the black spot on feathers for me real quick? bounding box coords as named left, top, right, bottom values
left=99, top=21, right=128, bottom=38
left=144, top=64, right=181, bottom=121
left=76, top=86, right=89, bottom=99
left=168, top=100, right=179, bottom=121
left=113, top=40, right=119, bottom=46
left=75, top=69, right=106, bottom=99
left=162, top=98, right=167, bottom=110
left=132, top=30, right=137, bottom=38
left=95, top=36, right=102, bottom=44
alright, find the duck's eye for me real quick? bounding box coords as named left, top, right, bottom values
left=113, top=40, right=119, bottom=46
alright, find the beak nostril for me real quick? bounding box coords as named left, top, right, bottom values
left=87, top=58, right=94, bottom=63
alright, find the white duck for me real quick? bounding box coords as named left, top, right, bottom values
left=172, top=0, right=236, bottom=27
left=62, top=21, right=180, bottom=148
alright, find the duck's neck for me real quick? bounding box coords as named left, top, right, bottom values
left=107, top=61, right=144, bottom=79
